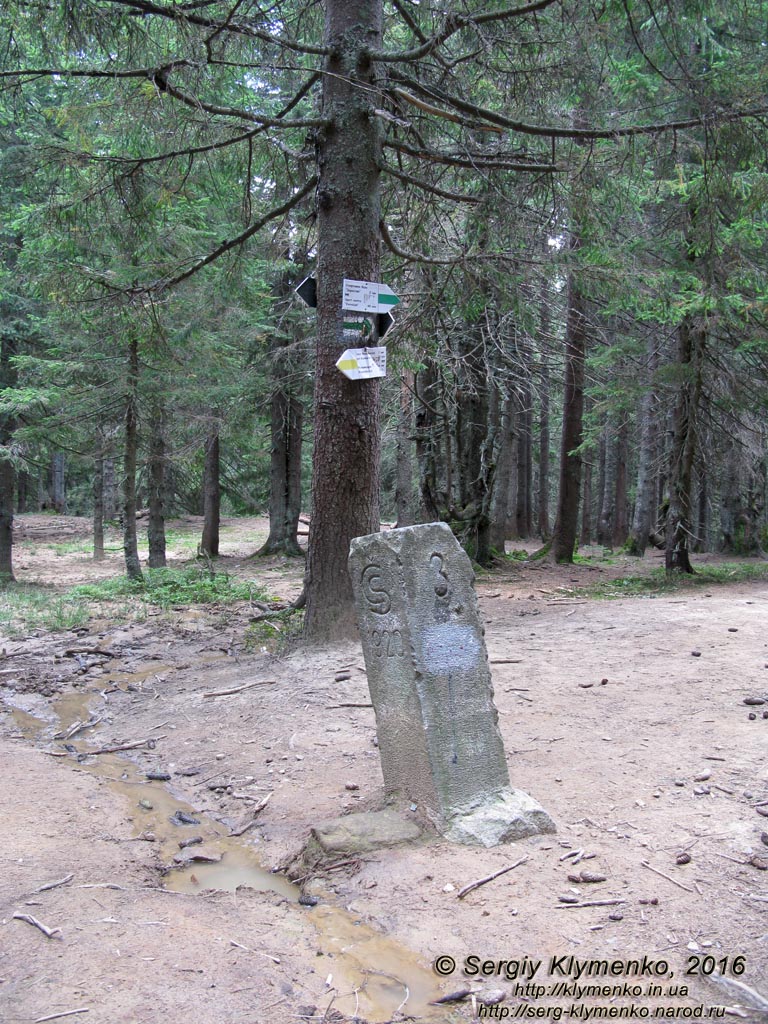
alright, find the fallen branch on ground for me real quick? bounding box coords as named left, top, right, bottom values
left=457, top=856, right=528, bottom=899
left=12, top=912, right=62, bottom=938
left=35, top=1010, right=89, bottom=1024
left=202, top=680, right=277, bottom=698
left=63, top=648, right=117, bottom=659
left=35, top=873, right=74, bottom=893
left=89, top=737, right=164, bottom=755
left=640, top=859, right=695, bottom=893
left=556, top=899, right=626, bottom=909
left=229, top=794, right=272, bottom=835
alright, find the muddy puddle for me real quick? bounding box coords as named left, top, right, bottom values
left=2, top=684, right=445, bottom=1022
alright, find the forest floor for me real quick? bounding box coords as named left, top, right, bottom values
left=1, top=514, right=768, bottom=1024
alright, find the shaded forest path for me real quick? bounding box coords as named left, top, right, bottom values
left=1, top=517, right=767, bottom=1023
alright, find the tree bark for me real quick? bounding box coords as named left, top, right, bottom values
left=258, top=390, right=303, bottom=556
left=550, top=255, right=587, bottom=563
left=665, top=317, right=704, bottom=574
left=123, top=336, right=143, bottom=581
left=580, top=457, right=593, bottom=547
left=147, top=404, right=167, bottom=568
left=612, top=419, right=629, bottom=548
left=489, top=393, right=516, bottom=553
left=51, top=452, right=66, bottom=514
left=394, top=370, right=415, bottom=528
left=626, top=341, right=659, bottom=556
left=303, top=0, right=384, bottom=639
left=537, top=349, right=551, bottom=540
left=93, top=455, right=105, bottom=561
left=598, top=416, right=618, bottom=548
left=0, top=331, right=18, bottom=583
left=103, top=457, right=117, bottom=522
left=201, top=429, right=221, bottom=558
left=415, top=363, right=440, bottom=522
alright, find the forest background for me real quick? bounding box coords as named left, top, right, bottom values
left=1, top=0, right=767, bottom=639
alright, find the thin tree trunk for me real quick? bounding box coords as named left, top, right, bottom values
left=93, top=456, right=105, bottom=561
left=580, top=459, right=593, bottom=547
left=665, top=318, right=704, bottom=574
left=201, top=429, right=221, bottom=558
left=147, top=405, right=167, bottom=568
left=537, top=352, right=551, bottom=540
left=489, top=393, right=515, bottom=553
left=258, top=390, right=303, bottom=556
left=695, top=466, right=707, bottom=552
left=612, top=419, right=629, bottom=548
left=598, top=417, right=616, bottom=547
left=415, top=363, right=440, bottom=522
left=303, top=0, right=383, bottom=639
left=103, top=457, right=117, bottom=521
left=394, top=370, right=415, bottom=528
left=627, top=343, right=659, bottom=556
left=550, top=256, right=587, bottom=563
left=0, top=332, right=18, bottom=583
left=17, top=471, right=28, bottom=514
left=51, top=452, right=66, bottom=514
left=123, top=337, right=143, bottom=581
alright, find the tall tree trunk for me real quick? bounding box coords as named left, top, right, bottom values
left=695, top=465, right=707, bottom=553
left=394, top=371, right=415, bottom=528
left=627, top=342, right=659, bottom=556
left=537, top=349, right=551, bottom=540
left=201, top=429, right=221, bottom=558
left=51, top=452, right=66, bottom=514
left=303, top=0, right=383, bottom=639
left=103, top=457, right=117, bottom=521
left=258, top=390, right=303, bottom=556
left=93, top=455, right=105, bottom=561
left=0, top=332, right=18, bottom=583
left=489, top=393, right=516, bottom=553
left=123, top=337, right=143, bottom=581
left=147, top=404, right=167, bottom=568
left=665, top=318, right=704, bottom=574
left=515, top=397, right=533, bottom=538
left=598, top=417, right=618, bottom=548
left=612, top=419, right=629, bottom=548
left=580, top=458, right=593, bottom=547
left=17, top=471, right=28, bottom=514
left=550, top=254, right=587, bottom=563
left=415, top=363, right=440, bottom=522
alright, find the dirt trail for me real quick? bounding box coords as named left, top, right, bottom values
left=1, top=516, right=767, bottom=1024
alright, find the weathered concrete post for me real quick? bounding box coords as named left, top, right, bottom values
left=349, top=522, right=555, bottom=846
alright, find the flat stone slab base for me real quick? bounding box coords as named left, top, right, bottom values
left=301, top=810, right=423, bottom=870
left=444, top=788, right=556, bottom=847
left=312, top=809, right=423, bottom=855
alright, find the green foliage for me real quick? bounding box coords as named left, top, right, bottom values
left=583, top=562, right=768, bottom=599
left=0, top=585, right=91, bottom=635
left=70, top=565, right=269, bottom=609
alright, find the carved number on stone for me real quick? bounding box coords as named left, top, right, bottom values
left=371, top=629, right=404, bottom=657
left=361, top=563, right=392, bottom=615
left=430, top=552, right=450, bottom=598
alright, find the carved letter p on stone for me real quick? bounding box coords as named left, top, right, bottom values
left=349, top=523, right=555, bottom=846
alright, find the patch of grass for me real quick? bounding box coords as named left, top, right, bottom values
left=71, top=565, right=269, bottom=609
left=0, top=585, right=91, bottom=635
left=585, top=561, right=768, bottom=599
left=243, top=608, right=304, bottom=654
left=49, top=539, right=92, bottom=556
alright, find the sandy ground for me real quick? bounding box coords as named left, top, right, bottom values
left=1, top=515, right=767, bottom=1024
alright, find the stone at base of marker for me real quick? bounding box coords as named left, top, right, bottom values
left=300, top=809, right=423, bottom=868
left=443, top=787, right=556, bottom=848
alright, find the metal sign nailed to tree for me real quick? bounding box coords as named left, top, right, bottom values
left=336, top=347, right=387, bottom=380
left=342, top=279, right=400, bottom=315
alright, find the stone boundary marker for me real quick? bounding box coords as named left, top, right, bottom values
left=349, top=522, right=555, bottom=847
